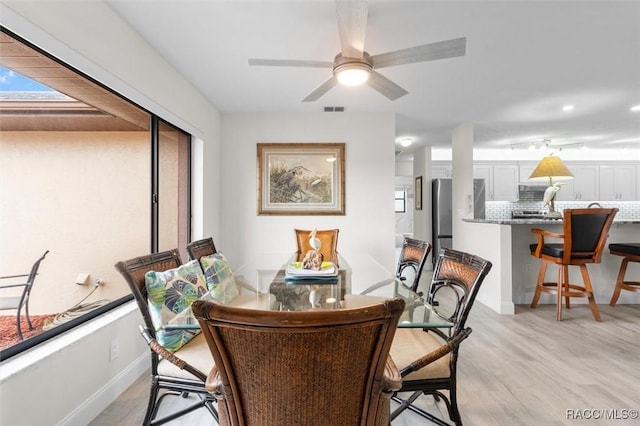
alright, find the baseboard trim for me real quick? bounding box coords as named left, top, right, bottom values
left=57, top=352, right=149, bottom=426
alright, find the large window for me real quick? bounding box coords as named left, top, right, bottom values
left=0, top=29, right=191, bottom=360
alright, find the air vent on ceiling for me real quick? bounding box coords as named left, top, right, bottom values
left=323, top=106, right=345, bottom=112
left=395, top=150, right=403, bottom=156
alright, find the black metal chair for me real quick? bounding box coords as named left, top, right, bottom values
left=115, top=250, right=218, bottom=425
left=389, top=248, right=492, bottom=425
left=530, top=208, right=618, bottom=321
left=0, top=250, right=49, bottom=341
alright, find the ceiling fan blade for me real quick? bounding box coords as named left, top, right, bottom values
left=367, top=71, right=408, bottom=101
left=248, top=58, right=333, bottom=68
left=335, top=0, right=368, bottom=59
left=302, top=77, right=338, bottom=102
left=370, top=37, right=466, bottom=69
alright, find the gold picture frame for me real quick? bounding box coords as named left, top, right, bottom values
left=415, top=176, right=423, bottom=210
left=257, top=143, right=345, bottom=215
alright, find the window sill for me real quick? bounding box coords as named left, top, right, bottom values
left=0, top=301, right=137, bottom=382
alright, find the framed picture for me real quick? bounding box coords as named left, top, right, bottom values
left=257, top=143, right=345, bottom=215
left=415, top=176, right=423, bottom=210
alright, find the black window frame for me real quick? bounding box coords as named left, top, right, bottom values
left=0, top=27, right=192, bottom=362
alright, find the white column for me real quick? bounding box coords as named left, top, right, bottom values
left=451, top=123, right=474, bottom=247
left=412, top=146, right=432, bottom=247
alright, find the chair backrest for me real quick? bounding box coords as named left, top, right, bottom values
left=186, top=237, right=217, bottom=261
left=17, top=250, right=49, bottom=307
left=192, top=297, right=405, bottom=426
left=114, top=249, right=182, bottom=333
left=426, top=248, right=492, bottom=335
left=396, top=237, right=431, bottom=292
left=562, top=208, right=618, bottom=263
left=294, top=228, right=339, bottom=266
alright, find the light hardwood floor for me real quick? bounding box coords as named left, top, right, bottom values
left=90, top=300, right=640, bottom=426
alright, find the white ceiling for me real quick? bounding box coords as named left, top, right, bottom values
left=107, top=0, right=640, bottom=157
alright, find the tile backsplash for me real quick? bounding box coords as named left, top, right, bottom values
left=486, top=201, right=640, bottom=221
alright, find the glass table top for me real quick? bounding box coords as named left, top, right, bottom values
left=224, top=253, right=453, bottom=329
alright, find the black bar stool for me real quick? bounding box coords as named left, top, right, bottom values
left=608, top=243, right=640, bottom=306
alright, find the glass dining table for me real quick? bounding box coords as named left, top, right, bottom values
left=222, top=252, right=453, bottom=330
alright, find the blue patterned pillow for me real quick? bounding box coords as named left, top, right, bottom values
left=145, top=260, right=207, bottom=352
left=199, top=253, right=239, bottom=303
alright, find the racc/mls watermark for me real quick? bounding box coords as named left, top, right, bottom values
left=566, top=409, right=639, bottom=421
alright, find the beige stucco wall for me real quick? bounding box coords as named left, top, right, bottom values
left=1, top=131, right=150, bottom=314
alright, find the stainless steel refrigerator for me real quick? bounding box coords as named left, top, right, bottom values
left=432, top=178, right=486, bottom=266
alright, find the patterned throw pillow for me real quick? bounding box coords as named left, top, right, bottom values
left=145, top=260, right=208, bottom=352
left=199, top=253, right=239, bottom=303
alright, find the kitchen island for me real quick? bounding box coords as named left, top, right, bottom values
left=458, top=218, right=640, bottom=314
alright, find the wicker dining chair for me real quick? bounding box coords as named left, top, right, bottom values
left=358, top=237, right=431, bottom=297
left=389, top=248, right=492, bottom=426
left=395, top=237, right=432, bottom=293
left=294, top=228, right=340, bottom=266
left=186, top=237, right=257, bottom=295
left=192, top=297, right=405, bottom=426
left=115, top=249, right=218, bottom=425
left=186, top=237, right=218, bottom=261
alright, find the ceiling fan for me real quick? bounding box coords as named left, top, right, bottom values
left=248, top=0, right=466, bottom=102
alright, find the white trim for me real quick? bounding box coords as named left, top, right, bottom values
left=57, top=352, right=148, bottom=426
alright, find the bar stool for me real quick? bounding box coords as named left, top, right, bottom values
left=529, top=208, right=618, bottom=321
left=608, top=243, right=640, bottom=306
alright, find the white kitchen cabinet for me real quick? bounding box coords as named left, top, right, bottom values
left=493, top=165, right=519, bottom=201
left=599, top=165, right=636, bottom=201
left=555, top=164, right=599, bottom=201
left=518, top=163, right=538, bottom=183
left=474, top=164, right=518, bottom=201
left=473, top=165, right=491, bottom=200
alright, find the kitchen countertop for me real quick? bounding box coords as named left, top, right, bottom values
left=463, top=218, right=640, bottom=225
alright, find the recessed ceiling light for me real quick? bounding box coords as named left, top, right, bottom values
left=562, top=105, right=574, bottom=112
left=400, top=138, right=413, bottom=147
left=631, top=105, right=640, bottom=112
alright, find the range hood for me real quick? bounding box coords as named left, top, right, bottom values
left=518, top=184, right=546, bottom=201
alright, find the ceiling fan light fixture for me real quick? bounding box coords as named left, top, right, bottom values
left=333, top=53, right=372, bottom=86
left=334, top=63, right=371, bottom=86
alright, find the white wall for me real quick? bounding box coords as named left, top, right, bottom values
left=395, top=159, right=413, bottom=177
left=219, top=112, right=397, bottom=272
left=394, top=176, right=414, bottom=241
left=0, top=2, right=222, bottom=425
left=395, top=159, right=415, bottom=242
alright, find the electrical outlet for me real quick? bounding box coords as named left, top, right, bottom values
left=75, top=273, right=90, bottom=285
left=110, top=339, right=119, bottom=361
